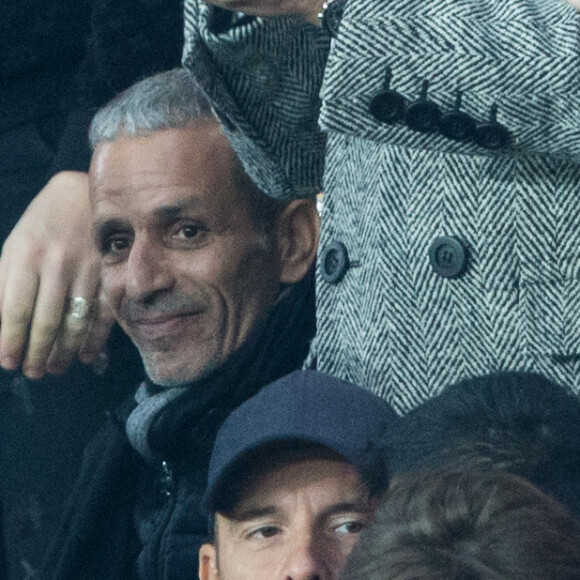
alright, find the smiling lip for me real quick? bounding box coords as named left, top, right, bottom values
left=129, top=311, right=203, bottom=340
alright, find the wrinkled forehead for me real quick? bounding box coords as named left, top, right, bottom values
left=88, top=126, right=256, bottom=233
left=88, top=122, right=240, bottom=205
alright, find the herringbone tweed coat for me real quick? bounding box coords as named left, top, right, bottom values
left=184, top=0, right=580, bottom=413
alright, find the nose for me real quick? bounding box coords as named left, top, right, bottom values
left=124, top=235, right=174, bottom=302
left=283, top=534, right=334, bottom=580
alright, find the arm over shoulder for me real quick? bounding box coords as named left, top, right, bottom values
left=183, top=0, right=330, bottom=199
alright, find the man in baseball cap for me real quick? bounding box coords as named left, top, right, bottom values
left=198, top=370, right=396, bottom=580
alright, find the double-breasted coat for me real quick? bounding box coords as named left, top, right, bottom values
left=184, top=0, right=580, bottom=413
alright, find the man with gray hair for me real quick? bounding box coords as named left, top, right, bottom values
left=41, top=68, right=320, bottom=578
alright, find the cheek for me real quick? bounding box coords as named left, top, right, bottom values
left=321, top=535, right=359, bottom=574
left=341, top=536, right=359, bottom=560
left=232, top=249, right=280, bottom=302
left=227, top=274, right=279, bottom=335
left=205, top=245, right=279, bottom=313
left=220, top=546, right=280, bottom=580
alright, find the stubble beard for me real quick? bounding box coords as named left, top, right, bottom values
left=139, top=340, right=223, bottom=388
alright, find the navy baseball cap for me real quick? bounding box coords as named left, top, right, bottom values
left=203, top=370, right=397, bottom=514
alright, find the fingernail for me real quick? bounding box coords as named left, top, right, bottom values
left=22, top=367, right=43, bottom=380
left=46, top=365, right=66, bottom=376
left=0, top=356, right=18, bottom=370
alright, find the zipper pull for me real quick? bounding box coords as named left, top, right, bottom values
left=158, top=461, right=174, bottom=498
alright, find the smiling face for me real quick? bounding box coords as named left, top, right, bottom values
left=90, top=121, right=283, bottom=385
left=200, top=451, right=375, bottom=580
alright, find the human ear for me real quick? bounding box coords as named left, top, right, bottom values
left=199, top=543, right=219, bottom=580
left=277, top=199, right=320, bottom=284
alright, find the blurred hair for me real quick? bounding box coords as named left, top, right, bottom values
left=89, top=68, right=288, bottom=235
left=385, top=372, right=580, bottom=516
left=341, top=469, right=580, bottom=580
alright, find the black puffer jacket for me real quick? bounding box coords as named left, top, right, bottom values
left=39, top=400, right=211, bottom=580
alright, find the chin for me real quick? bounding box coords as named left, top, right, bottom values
left=142, top=352, right=222, bottom=387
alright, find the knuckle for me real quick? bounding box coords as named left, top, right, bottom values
left=6, top=310, right=33, bottom=328
left=33, top=318, right=61, bottom=337
left=67, top=319, right=90, bottom=337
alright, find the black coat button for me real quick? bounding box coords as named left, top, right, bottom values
left=209, top=7, right=255, bottom=33
left=429, top=236, right=468, bottom=279
left=369, top=91, right=406, bottom=124
left=321, top=0, right=347, bottom=37
left=439, top=91, right=475, bottom=141
left=473, top=122, right=510, bottom=150
left=369, top=67, right=405, bottom=124
left=405, top=79, right=440, bottom=133
left=406, top=100, right=440, bottom=133
left=320, top=241, right=349, bottom=284
left=473, top=104, right=510, bottom=150
left=209, top=7, right=237, bottom=34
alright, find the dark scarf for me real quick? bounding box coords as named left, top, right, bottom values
left=128, top=267, right=316, bottom=462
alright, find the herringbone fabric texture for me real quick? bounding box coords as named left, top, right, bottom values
left=184, top=0, right=580, bottom=413
left=183, top=2, right=329, bottom=199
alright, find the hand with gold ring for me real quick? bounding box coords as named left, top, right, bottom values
left=0, top=171, right=115, bottom=379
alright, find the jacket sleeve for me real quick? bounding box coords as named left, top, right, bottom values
left=319, top=0, right=580, bottom=160
left=41, top=413, right=141, bottom=580
left=183, top=1, right=330, bottom=200
left=185, top=0, right=580, bottom=176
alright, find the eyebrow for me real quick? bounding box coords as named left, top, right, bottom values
left=318, top=500, right=371, bottom=519
left=152, top=197, right=202, bottom=221
left=93, top=197, right=203, bottom=240
left=228, top=498, right=371, bottom=525
left=228, top=506, right=279, bottom=523
left=94, top=218, right=130, bottom=244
